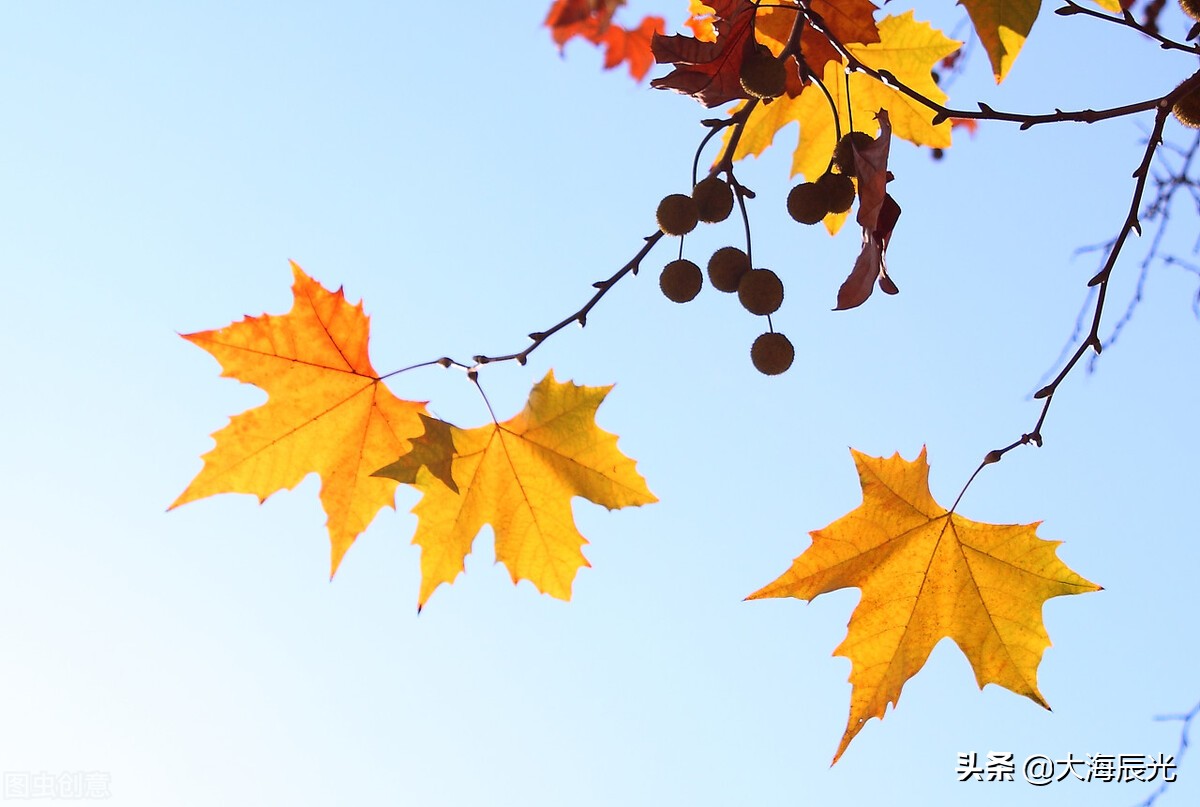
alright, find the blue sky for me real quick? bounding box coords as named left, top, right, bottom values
left=2, top=2, right=1199, bottom=805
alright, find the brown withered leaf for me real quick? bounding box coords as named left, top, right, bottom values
left=836, top=109, right=902, bottom=310
left=651, top=0, right=758, bottom=107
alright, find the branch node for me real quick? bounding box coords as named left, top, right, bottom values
left=528, top=332, right=545, bottom=341
left=516, top=354, right=528, bottom=366
left=436, top=357, right=452, bottom=368
left=473, top=355, right=489, bottom=365
left=577, top=314, right=587, bottom=327
left=984, top=450, right=1003, bottom=465
left=1033, top=385, right=1053, bottom=400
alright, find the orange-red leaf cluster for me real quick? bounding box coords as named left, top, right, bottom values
left=652, top=0, right=880, bottom=108
left=545, top=0, right=665, bottom=81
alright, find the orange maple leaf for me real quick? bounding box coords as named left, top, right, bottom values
left=545, top=0, right=665, bottom=81
left=171, top=262, right=427, bottom=575
left=749, top=448, right=1100, bottom=762
left=374, top=371, right=657, bottom=610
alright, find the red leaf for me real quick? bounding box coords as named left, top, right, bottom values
left=545, top=0, right=619, bottom=37
left=650, top=0, right=758, bottom=107
left=596, top=16, right=665, bottom=81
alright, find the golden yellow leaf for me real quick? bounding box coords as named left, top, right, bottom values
left=171, top=262, right=427, bottom=575
left=959, top=0, right=1041, bottom=82
left=375, top=371, right=657, bottom=610
left=749, top=448, right=1100, bottom=762
left=727, top=12, right=958, bottom=232
left=962, top=0, right=1122, bottom=81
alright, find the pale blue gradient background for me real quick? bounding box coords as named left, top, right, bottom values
left=1, top=2, right=1198, bottom=805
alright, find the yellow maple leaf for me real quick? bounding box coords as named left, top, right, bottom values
left=171, top=262, right=427, bottom=575
left=748, top=448, right=1100, bottom=763
left=375, top=371, right=657, bottom=610
left=728, top=13, right=958, bottom=232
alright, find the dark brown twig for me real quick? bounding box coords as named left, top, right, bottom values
left=952, top=87, right=1189, bottom=505
left=797, top=2, right=1187, bottom=131
left=1056, top=0, right=1200, bottom=56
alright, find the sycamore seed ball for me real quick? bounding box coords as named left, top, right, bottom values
left=787, top=182, right=826, bottom=225
left=1181, top=0, right=1200, bottom=22
left=833, top=131, right=875, bottom=178
left=816, top=172, right=856, bottom=215
left=707, top=246, right=751, bottom=293
left=738, top=268, right=784, bottom=316
left=656, top=193, right=699, bottom=236
left=692, top=177, right=735, bottom=223
left=1172, top=83, right=1200, bottom=129
left=751, top=332, right=794, bottom=376
left=660, top=259, right=703, bottom=303
left=739, top=46, right=786, bottom=100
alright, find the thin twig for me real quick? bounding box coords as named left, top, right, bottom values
left=797, top=2, right=1190, bottom=130
left=467, top=99, right=763, bottom=369
left=1134, top=699, right=1199, bottom=807
left=1056, top=0, right=1200, bottom=56
left=953, top=94, right=1181, bottom=505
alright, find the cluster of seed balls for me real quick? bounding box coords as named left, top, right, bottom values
left=653, top=2, right=1200, bottom=371
left=738, top=44, right=878, bottom=224
left=654, top=177, right=794, bottom=376
left=652, top=127, right=877, bottom=376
